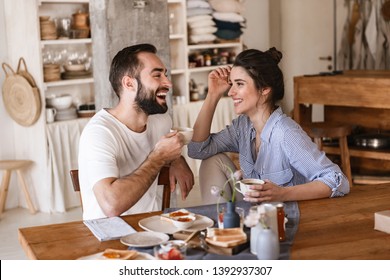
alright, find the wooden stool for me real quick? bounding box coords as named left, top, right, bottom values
left=0, top=160, right=36, bottom=214
left=303, top=123, right=353, bottom=188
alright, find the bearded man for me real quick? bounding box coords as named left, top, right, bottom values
left=78, top=44, right=194, bottom=220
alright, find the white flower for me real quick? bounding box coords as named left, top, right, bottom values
left=244, top=211, right=260, bottom=227
left=210, top=185, right=223, bottom=198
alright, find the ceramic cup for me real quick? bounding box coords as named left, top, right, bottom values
left=238, top=178, right=265, bottom=196
left=170, top=127, right=194, bottom=145
left=46, top=108, right=57, bottom=123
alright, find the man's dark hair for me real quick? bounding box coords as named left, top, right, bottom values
left=109, top=44, right=157, bottom=96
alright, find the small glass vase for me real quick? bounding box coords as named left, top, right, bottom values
left=223, top=201, right=240, bottom=228
left=256, top=227, right=280, bottom=260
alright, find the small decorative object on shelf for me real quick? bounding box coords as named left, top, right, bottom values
left=71, top=10, right=90, bottom=39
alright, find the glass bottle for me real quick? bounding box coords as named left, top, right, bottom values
left=204, top=53, right=211, bottom=66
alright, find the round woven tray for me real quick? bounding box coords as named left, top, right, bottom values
left=2, top=62, right=41, bottom=126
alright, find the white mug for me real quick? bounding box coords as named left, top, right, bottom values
left=46, top=108, right=57, bottom=123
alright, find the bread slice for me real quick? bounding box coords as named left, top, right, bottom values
left=102, top=249, right=138, bottom=260
left=206, top=228, right=247, bottom=247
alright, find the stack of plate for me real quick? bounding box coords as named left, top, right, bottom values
left=43, top=64, right=61, bottom=82
left=55, top=106, right=78, bottom=121
left=40, top=16, right=57, bottom=40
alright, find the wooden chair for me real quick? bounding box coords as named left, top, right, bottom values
left=0, top=160, right=36, bottom=214
left=69, top=166, right=171, bottom=211
left=302, top=122, right=353, bottom=188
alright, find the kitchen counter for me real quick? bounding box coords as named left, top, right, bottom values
left=293, top=70, right=390, bottom=175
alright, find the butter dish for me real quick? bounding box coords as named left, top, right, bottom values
left=374, top=210, right=390, bottom=234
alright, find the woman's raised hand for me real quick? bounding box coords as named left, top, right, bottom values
left=207, top=66, right=232, bottom=99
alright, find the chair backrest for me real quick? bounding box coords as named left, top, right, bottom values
left=69, top=169, right=80, bottom=192
left=69, top=166, right=171, bottom=210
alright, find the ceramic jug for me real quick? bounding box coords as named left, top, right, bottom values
left=256, top=227, right=280, bottom=260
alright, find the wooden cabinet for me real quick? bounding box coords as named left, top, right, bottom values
left=168, top=0, right=242, bottom=104
left=293, top=70, right=390, bottom=177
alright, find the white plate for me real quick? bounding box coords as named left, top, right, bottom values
left=78, top=251, right=155, bottom=260
left=120, top=231, right=169, bottom=248
left=138, top=214, right=214, bottom=234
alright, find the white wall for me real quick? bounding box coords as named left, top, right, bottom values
left=0, top=0, right=14, bottom=157
left=242, top=0, right=271, bottom=50
left=0, top=0, right=19, bottom=207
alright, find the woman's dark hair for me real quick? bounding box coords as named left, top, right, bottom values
left=109, top=43, right=157, bottom=95
left=233, top=47, right=284, bottom=104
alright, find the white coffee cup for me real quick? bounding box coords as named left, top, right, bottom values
left=237, top=178, right=265, bottom=196
left=171, top=127, right=194, bottom=145
left=46, top=108, right=57, bottom=123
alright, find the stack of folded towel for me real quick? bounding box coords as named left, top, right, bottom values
left=187, top=0, right=217, bottom=44
left=209, top=0, right=245, bottom=42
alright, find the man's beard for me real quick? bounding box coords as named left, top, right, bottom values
left=134, top=78, right=168, bottom=115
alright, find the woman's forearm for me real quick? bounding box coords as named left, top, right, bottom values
left=192, top=94, right=220, bottom=142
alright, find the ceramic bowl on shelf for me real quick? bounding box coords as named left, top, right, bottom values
left=64, top=64, right=86, bottom=72
left=46, top=94, right=73, bottom=110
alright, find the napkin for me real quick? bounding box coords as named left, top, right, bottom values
left=374, top=210, right=390, bottom=234
left=84, top=216, right=136, bottom=241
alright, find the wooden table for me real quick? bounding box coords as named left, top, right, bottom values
left=18, top=211, right=161, bottom=260
left=18, top=184, right=390, bottom=260
left=290, top=183, right=390, bottom=259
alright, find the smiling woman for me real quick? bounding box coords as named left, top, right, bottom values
left=188, top=47, right=350, bottom=205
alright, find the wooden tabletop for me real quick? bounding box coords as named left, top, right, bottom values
left=18, top=211, right=161, bottom=260
left=18, top=184, right=390, bottom=260
left=290, top=183, right=390, bottom=259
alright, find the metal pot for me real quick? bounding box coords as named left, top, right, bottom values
left=353, top=133, right=390, bottom=149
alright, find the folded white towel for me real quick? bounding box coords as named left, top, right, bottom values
left=213, top=12, right=245, bottom=23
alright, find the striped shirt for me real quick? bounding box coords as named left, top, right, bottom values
left=188, top=107, right=350, bottom=197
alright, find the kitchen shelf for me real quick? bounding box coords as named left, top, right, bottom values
left=41, top=38, right=92, bottom=46
left=39, top=0, right=89, bottom=4
left=187, top=42, right=242, bottom=50
left=168, top=0, right=243, bottom=103
left=188, top=65, right=232, bottom=73
left=44, top=77, right=94, bottom=88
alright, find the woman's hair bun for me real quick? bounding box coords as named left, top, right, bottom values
left=266, top=47, right=283, bottom=64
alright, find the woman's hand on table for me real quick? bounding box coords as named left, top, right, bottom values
left=243, top=179, right=285, bottom=203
